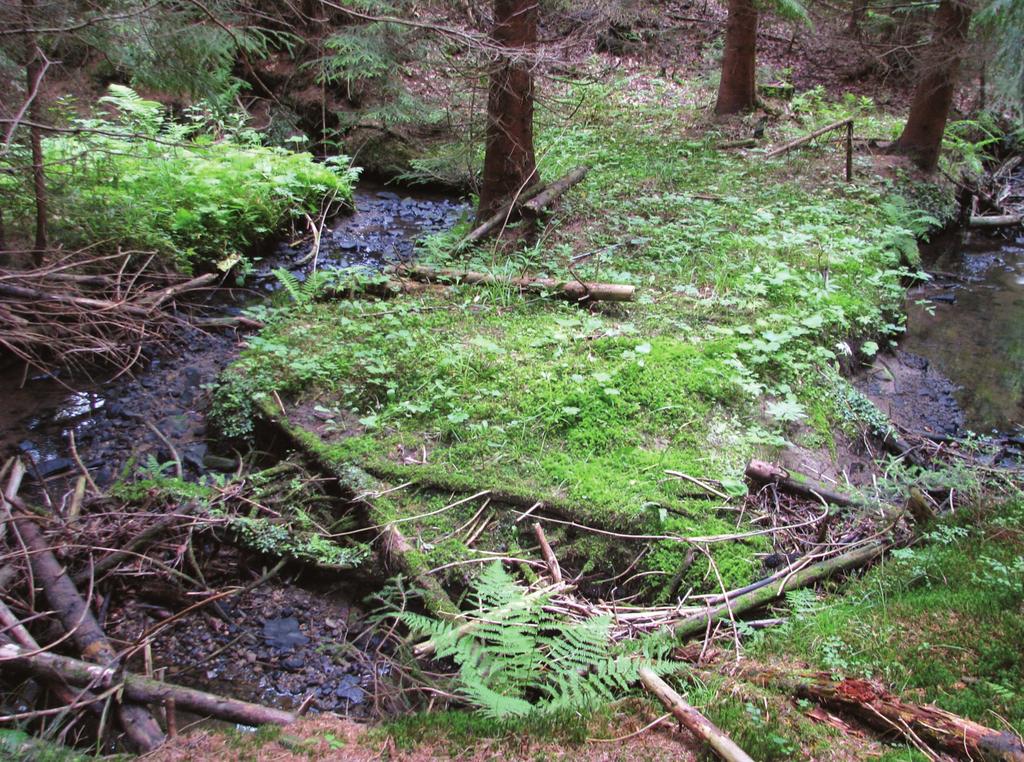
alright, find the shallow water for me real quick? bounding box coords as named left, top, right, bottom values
left=902, top=226, right=1024, bottom=435
left=0, top=183, right=469, bottom=488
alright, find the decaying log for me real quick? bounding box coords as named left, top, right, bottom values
left=639, top=667, right=755, bottom=762
left=0, top=643, right=297, bottom=727
left=744, top=460, right=863, bottom=508
left=969, top=214, right=1022, bottom=228
left=381, top=523, right=461, bottom=619
left=740, top=665, right=1024, bottom=761
left=670, top=541, right=887, bottom=641
left=256, top=399, right=460, bottom=619
left=462, top=180, right=548, bottom=246
left=764, top=118, right=853, bottom=159
left=10, top=510, right=165, bottom=751
left=520, top=165, right=590, bottom=216
left=394, top=264, right=635, bottom=302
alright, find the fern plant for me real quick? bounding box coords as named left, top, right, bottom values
left=395, top=562, right=679, bottom=719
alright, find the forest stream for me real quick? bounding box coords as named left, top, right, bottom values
left=858, top=225, right=1024, bottom=449
left=0, top=183, right=468, bottom=716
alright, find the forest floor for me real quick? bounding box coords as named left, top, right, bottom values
left=2, top=8, right=1021, bottom=761
left=194, top=62, right=1024, bottom=760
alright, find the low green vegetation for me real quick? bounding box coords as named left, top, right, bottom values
left=0, top=86, right=357, bottom=272
left=753, top=495, right=1024, bottom=736
left=216, top=72, right=954, bottom=593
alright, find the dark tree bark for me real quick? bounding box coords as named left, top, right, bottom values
left=23, top=0, right=47, bottom=265
left=715, top=0, right=758, bottom=115
left=476, top=0, right=539, bottom=223
left=892, top=0, right=973, bottom=172
left=847, top=0, right=868, bottom=35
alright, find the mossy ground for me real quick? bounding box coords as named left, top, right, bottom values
left=217, top=70, right=953, bottom=595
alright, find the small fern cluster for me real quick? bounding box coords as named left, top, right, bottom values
left=396, top=563, right=679, bottom=719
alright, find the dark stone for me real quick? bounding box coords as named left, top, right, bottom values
left=283, top=655, right=304, bottom=671
left=262, top=617, right=309, bottom=650
left=35, top=457, right=75, bottom=479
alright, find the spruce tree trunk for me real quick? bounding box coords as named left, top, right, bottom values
left=23, top=0, right=47, bottom=265
left=892, top=0, right=973, bottom=172
left=476, top=0, right=539, bottom=223
left=715, top=0, right=758, bottom=115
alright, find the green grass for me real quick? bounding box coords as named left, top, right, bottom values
left=216, top=71, right=957, bottom=594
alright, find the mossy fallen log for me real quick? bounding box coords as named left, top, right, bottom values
left=670, top=540, right=887, bottom=641
left=738, top=665, right=1024, bottom=761
left=257, top=398, right=459, bottom=619
left=394, top=264, right=635, bottom=302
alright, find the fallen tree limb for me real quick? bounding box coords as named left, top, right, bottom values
left=532, top=522, right=562, bottom=583
left=969, top=214, right=1022, bottom=228
left=521, top=166, right=590, bottom=216
left=0, top=643, right=296, bottom=727
left=394, top=264, right=635, bottom=302
left=461, top=180, right=548, bottom=246
left=639, top=667, right=754, bottom=762
left=670, top=541, right=886, bottom=641
left=738, top=665, right=1024, bottom=761
left=764, top=118, right=853, bottom=159
left=0, top=597, right=105, bottom=716
left=10, top=508, right=165, bottom=751
left=744, top=460, right=864, bottom=508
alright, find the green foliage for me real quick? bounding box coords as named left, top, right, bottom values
left=756, top=497, right=1024, bottom=735
left=0, top=86, right=358, bottom=271
left=394, top=562, right=679, bottom=718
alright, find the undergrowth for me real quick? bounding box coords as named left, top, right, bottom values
left=216, top=71, right=956, bottom=592
left=0, top=86, right=358, bottom=272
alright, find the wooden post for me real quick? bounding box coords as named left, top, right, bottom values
left=845, top=121, right=853, bottom=182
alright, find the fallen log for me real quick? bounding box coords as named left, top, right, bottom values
left=10, top=508, right=165, bottom=751
left=462, top=180, right=548, bottom=246
left=969, top=214, right=1022, bottom=228
left=670, top=541, right=887, bottom=641
left=521, top=166, right=590, bottom=216
left=0, top=643, right=296, bottom=727
left=394, top=264, right=635, bottom=302
left=639, top=667, right=754, bottom=762
left=764, top=118, right=853, bottom=159
left=744, top=460, right=863, bottom=508
left=739, top=665, right=1024, bottom=761
left=256, top=399, right=460, bottom=620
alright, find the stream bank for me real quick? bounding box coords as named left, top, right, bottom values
left=0, top=183, right=469, bottom=718
left=857, top=223, right=1024, bottom=447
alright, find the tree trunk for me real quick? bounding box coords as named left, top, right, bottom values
left=847, top=0, right=868, bottom=35
left=23, top=0, right=47, bottom=265
left=715, top=0, right=758, bottom=115
left=476, top=0, right=539, bottom=223
left=892, top=0, right=973, bottom=172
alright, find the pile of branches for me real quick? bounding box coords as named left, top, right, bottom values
left=0, top=455, right=369, bottom=753
left=0, top=251, right=218, bottom=377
